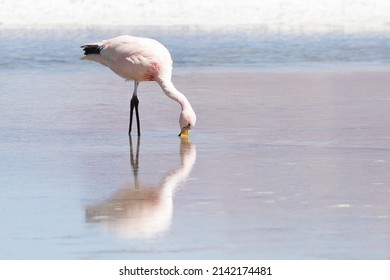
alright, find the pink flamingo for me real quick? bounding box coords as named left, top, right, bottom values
left=81, top=35, right=196, bottom=137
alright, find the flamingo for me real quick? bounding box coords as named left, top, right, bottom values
left=80, top=35, right=196, bottom=137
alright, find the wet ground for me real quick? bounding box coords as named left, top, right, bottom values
left=1, top=68, right=390, bottom=259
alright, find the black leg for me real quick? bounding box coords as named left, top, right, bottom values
left=134, top=97, right=140, bottom=136
left=129, top=95, right=139, bottom=135
left=129, top=81, right=140, bottom=136
left=129, top=97, right=134, bottom=135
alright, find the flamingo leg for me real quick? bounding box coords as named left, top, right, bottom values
left=129, top=81, right=141, bottom=136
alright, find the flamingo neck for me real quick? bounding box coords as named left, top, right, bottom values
left=158, top=79, right=191, bottom=110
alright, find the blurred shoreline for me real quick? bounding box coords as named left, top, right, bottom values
left=1, top=0, right=390, bottom=33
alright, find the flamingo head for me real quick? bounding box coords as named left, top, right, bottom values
left=178, top=107, right=196, bottom=137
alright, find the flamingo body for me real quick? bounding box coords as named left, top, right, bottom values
left=81, top=35, right=196, bottom=136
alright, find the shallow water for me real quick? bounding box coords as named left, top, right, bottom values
left=1, top=29, right=390, bottom=259
left=1, top=27, right=390, bottom=71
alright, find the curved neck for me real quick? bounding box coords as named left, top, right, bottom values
left=157, top=79, right=191, bottom=110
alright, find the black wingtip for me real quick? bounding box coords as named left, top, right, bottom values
left=81, top=45, right=102, bottom=55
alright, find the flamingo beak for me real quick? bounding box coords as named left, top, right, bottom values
left=178, top=129, right=190, bottom=137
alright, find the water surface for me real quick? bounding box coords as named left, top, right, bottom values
left=0, top=28, right=390, bottom=259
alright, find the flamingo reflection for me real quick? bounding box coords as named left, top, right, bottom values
left=85, top=137, right=196, bottom=239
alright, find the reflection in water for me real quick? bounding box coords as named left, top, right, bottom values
left=85, top=137, right=197, bottom=239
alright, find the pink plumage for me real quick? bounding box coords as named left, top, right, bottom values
left=81, top=35, right=196, bottom=137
